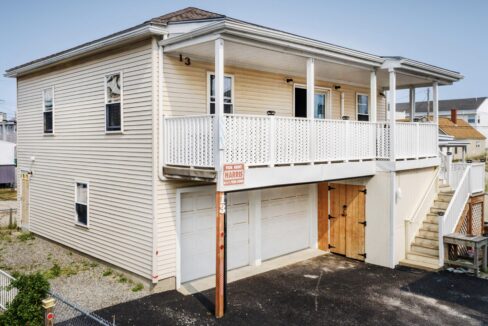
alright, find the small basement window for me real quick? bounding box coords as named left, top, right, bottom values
left=105, top=73, right=122, bottom=132
left=43, top=87, right=54, bottom=133
left=75, top=182, right=89, bottom=226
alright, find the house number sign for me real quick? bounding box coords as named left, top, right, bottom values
left=223, top=164, right=245, bottom=186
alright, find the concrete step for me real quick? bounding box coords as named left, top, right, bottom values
left=414, top=236, right=439, bottom=248
left=430, top=207, right=446, bottom=214
left=406, top=251, right=439, bottom=266
left=399, top=258, right=441, bottom=271
left=419, top=229, right=438, bottom=239
left=436, top=193, right=454, bottom=202
left=434, top=200, right=449, bottom=209
left=411, top=243, right=439, bottom=256
left=421, top=221, right=439, bottom=232
left=426, top=213, right=440, bottom=223
left=439, top=188, right=454, bottom=194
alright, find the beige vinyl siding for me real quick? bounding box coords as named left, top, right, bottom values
left=162, top=55, right=386, bottom=118
left=17, top=40, right=155, bottom=279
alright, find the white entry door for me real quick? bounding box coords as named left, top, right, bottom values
left=180, top=190, right=249, bottom=283
left=261, top=185, right=311, bottom=260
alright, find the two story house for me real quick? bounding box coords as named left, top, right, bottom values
left=7, top=7, right=482, bottom=317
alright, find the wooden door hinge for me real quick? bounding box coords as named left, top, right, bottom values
left=359, top=189, right=367, bottom=195
left=328, top=214, right=335, bottom=220
left=328, top=244, right=336, bottom=249
left=359, top=253, right=366, bottom=258
left=358, top=221, right=367, bottom=227
left=328, top=185, right=335, bottom=190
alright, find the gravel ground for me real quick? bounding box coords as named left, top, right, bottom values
left=0, top=229, right=153, bottom=311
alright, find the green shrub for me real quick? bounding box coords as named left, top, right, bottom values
left=0, top=273, right=50, bottom=326
left=17, top=232, right=35, bottom=242
left=131, top=283, right=144, bottom=292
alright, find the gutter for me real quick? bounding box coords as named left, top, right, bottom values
left=5, top=23, right=166, bottom=78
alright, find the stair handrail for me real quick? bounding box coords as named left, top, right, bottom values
left=437, top=164, right=472, bottom=266
left=404, top=167, right=440, bottom=253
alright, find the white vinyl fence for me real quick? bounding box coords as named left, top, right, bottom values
left=164, top=114, right=438, bottom=168
left=0, top=270, right=17, bottom=310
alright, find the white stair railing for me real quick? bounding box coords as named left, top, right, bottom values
left=438, top=164, right=472, bottom=266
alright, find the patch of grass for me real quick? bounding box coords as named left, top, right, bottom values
left=0, top=229, right=13, bottom=242
left=102, top=268, right=113, bottom=277
left=17, top=232, right=35, bottom=242
left=44, top=263, right=61, bottom=279
left=0, top=188, right=17, bottom=201
left=131, top=283, right=144, bottom=292
left=116, top=273, right=128, bottom=284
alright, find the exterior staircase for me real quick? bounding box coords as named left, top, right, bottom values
left=399, top=182, right=455, bottom=271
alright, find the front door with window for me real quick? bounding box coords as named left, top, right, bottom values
left=329, top=183, right=366, bottom=261
left=294, top=87, right=329, bottom=118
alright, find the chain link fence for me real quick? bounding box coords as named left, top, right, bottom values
left=50, top=292, right=114, bottom=326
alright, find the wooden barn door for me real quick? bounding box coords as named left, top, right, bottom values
left=329, top=183, right=366, bottom=261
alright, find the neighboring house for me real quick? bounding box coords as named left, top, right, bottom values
left=0, top=112, right=16, bottom=143
left=5, top=8, right=478, bottom=308
left=397, top=97, right=488, bottom=142
left=438, top=110, right=486, bottom=160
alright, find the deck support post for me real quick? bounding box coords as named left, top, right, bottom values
left=388, top=68, right=396, bottom=161
left=214, top=38, right=225, bottom=183
left=307, top=58, right=315, bottom=162
left=370, top=70, right=377, bottom=122
left=215, top=191, right=227, bottom=318
left=432, top=81, right=439, bottom=151
left=409, top=87, right=415, bottom=122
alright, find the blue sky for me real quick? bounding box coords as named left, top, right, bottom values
left=1, top=0, right=487, bottom=118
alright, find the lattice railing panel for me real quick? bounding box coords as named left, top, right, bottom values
left=224, top=115, right=271, bottom=165
left=376, top=122, right=390, bottom=159
left=315, top=119, right=346, bottom=161
left=274, top=117, right=311, bottom=164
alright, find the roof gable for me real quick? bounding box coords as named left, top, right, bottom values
left=397, top=97, right=487, bottom=113
left=147, top=7, right=225, bottom=25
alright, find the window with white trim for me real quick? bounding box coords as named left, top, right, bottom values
left=105, top=73, right=122, bottom=132
left=357, top=94, right=369, bottom=121
left=43, top=88, right=54, bottom=133
left=209, top=74, right=233, bottom=114
left=75, top=182, right=88, bottom=226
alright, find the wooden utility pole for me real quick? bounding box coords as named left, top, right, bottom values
left=215, top=191, right=226, bottom=318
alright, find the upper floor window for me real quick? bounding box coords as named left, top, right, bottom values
left=467, top=114, right=476, bottom=124
left=209, top=73, right=233, bottom=114
left=357, top=94, right=369, bottom=121
left=42, top=87, right=54, bottom=133
left=105, top=73, right=122, bottom=132
left=75, top=182, right=89, bottom=226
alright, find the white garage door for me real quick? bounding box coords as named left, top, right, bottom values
left=261, top=185, right=310, bottom=261
left=180, top=190, right=249, bottom=283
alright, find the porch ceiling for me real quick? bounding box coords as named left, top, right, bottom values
left=165, top=39, right=451, bottom=90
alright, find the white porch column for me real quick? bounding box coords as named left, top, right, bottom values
left=370, top=70, right=377, bottom=122
left=433, top=81, right=439, bottom=124
left=389, top=68, right=397, bottom=161
left=409, top=87, right=416, bottom=122
left=214, top=38, right=225, bottom=178
left=306, top=58, right=315, bottom=119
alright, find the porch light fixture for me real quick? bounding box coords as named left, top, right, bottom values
left=286, top=78, right=294, bottom=84
left=379, top=92, right=386, bottom=97
left=334, top=85, right=341, bottom=90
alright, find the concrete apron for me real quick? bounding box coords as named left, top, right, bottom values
left=179, top=248, right=325, bottom=295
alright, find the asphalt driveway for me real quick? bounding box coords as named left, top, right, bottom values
left=97, top=254, right=488, bottom=325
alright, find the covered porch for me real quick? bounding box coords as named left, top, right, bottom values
left=159, top=20, right=459, bottom=192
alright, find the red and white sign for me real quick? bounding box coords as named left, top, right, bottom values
left=223, top=164, right=245, bottom=186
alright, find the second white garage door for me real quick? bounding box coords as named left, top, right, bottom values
left=261, top=185, right=311, bottom=261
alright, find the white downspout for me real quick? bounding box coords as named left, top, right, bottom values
left=158, top=34, right=168, bottom=181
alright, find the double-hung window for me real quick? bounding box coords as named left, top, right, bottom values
left=105, top=73, right=122, bottom=132
left=75, top=182, right=89, bottom=226
left=43, top=87, right=54, bottom=133
left=357, top=94, right=369, bottom=121
left=209, top=73, right=233, bottom=114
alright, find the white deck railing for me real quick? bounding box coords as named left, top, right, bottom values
left=163, top=114, right=438, bottom=168
left=438, top=164, right=471, bottom=266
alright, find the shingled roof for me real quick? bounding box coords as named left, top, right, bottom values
left=438, top=117, right=486, bottom=140
left=147, top=7, right=225, bottom=25
left=397, top=97, right=487, bottom=113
